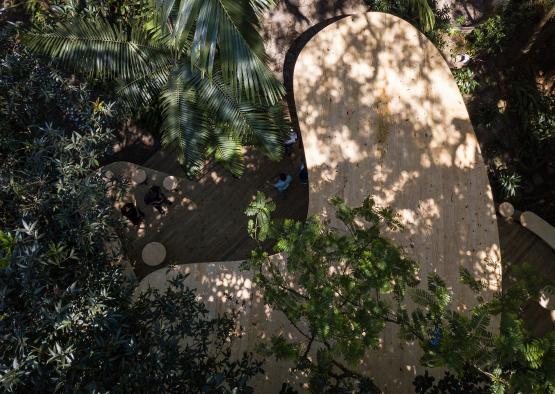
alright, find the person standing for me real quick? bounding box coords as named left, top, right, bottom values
left=284, top=129, right=298, bottom=157
left=299, top=163, right=308, bottom=185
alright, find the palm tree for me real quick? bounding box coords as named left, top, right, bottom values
left=23, top=0, right=287, bottom=177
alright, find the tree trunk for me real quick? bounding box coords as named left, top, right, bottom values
left=521, top=4, right=555, bottom=55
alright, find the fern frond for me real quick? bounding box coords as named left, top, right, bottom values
left=459, top=266, right=485, bottom=293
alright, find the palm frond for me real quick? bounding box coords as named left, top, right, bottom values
left=212, top=131, right=245, bottom=176
left=216, top=0, right=283, bottom=104
left=22, top=19, right=172, bottom=80
left=408, top=0, right=435, bottom=32
left=250, top=0, right=279, bottom=16
left=157, top=0, right=283, bottom=104
left=160, top=68, right=210, bottom=176
left=194, top=71, right=282, bottom=158
left=116, top=64, right=172, bottom=107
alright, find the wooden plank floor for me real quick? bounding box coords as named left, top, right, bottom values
left=498, top=216, right=555, bottom=335
left=134, top=13, right=503, bottom=393
left=104, top=146, right=308, bottom=279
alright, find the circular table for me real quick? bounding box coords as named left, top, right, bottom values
left=141, top=242, right=166, bottom=266
left=163, top=176, right=178, bottom=191
left=132, top=169, right=147, bottom=184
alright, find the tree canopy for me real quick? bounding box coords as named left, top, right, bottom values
left=0, top=30, right=262, bottom=392
left=22, top=0, right=288, bottom=178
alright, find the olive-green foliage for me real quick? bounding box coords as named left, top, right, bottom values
left=530, top=99, right=555, bottom=142
left=469, top=15, right=508, bottom=56
left=0, top=31, right=262, bottom=392
left=244, top=193, right=418, bottom=392
left=365, top=0, right=451, bottom=48
left=498, top=171, right=522, bottom=198
left=459, top=0, right=555, bottom=209
left=453, top=68, right=479, bottom=95
left=365, top=0, right=436, bottom=32
left=13, top=0, right=151, bottom=26
left=244, top=193, right=555, bottom=393
left=22, top=0, right=287, bottom=178
left=245, top=191, right=276, bottom=242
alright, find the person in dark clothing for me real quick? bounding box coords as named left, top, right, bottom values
left=121, top=202, right=145, bottom=226
left=144, top=185, right=172, bottom=214
left=299, top=163, right=308, bottom=185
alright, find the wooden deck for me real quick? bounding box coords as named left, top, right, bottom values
left=104, top=145, right=308, bottom=279
left=132, top=13, right=504, bottom=393
left=498, top=216, right=555, bottom=335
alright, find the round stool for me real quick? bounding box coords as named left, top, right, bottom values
left=163, top=176, right=178, bottom=191
left=141, top=242, right=166, bottom=266
left=498, top=202, right=515, bottom=219
left=132, top=169, right=147, bottom=184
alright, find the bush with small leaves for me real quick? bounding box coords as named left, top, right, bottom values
left=0, top=29, right=262, bottom=393
left=244, top=193, right=555, bottom=393
left=453, top=68, right=479, bottom=95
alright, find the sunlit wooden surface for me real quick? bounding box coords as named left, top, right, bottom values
left=294, top=12, right=501, bottom=391
left=134, top=13, right=501, bottom=393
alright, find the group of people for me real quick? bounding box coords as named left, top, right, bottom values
left=120, top=185, right=172, bottom=226
left=271, top=129, right=308, bottom=199
left=123, top=129, right=305, bottom=222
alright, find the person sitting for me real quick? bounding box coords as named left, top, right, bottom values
left=273, top=173, right=293, bottom=199
left=120, top=202, right=145, bottom=226
left=144, top=186, right=172, bottom=214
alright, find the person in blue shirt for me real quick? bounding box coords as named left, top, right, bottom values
left=273, top=173, right=293, bottom=199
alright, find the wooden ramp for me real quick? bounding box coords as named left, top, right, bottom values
left=134, top=13, right=501, bottom=393
left=498, top=217, right=555, bottom=335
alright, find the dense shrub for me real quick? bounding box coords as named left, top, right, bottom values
left=0, top=27, right=262, bottom=393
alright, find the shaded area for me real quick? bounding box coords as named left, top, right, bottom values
left=99, top=120, right=160, bottom=166
left=261, top=0, right=367, bottom=78
left=104, top=145, right=307, bottom=279
left=499, top=216, right=555, bottom=335
left=441, top=0, right=500, bottom=22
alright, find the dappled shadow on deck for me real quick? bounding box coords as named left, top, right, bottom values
left=498, top=216, right=555, bottom=335
left=134, top=12, right=503, bottom=393
left=290, top=13, right=500, bottom=390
